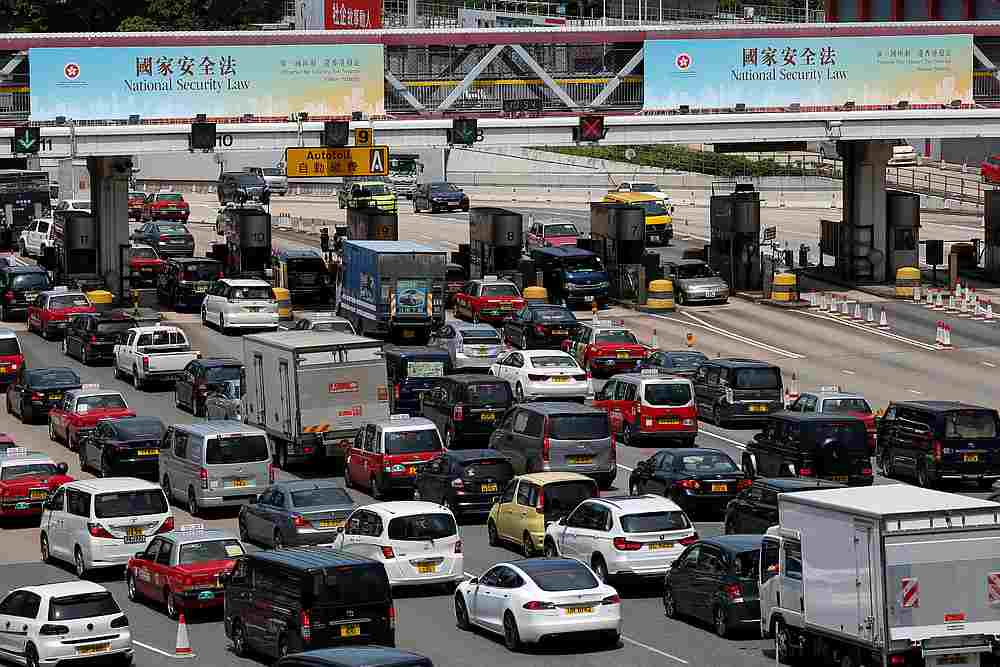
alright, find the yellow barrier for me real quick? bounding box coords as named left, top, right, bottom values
left=523, top=286, right=548, bottom=303
left=646, top=279, right=675, bottom=311
left=87, top=290, right=114, bottom=313
left=894, top=266, right=920, bottom=299
left=272, top=287, right=292, bottom=320
left=772, top=273, right=797, bottom=302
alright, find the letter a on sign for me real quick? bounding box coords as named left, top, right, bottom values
left=369, top=149, right=385, bottom=175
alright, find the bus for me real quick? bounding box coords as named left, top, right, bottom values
left=0, top=170, right=50, bottom=248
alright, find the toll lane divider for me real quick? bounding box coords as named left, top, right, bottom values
left=794, top=308, right=939, bottom=351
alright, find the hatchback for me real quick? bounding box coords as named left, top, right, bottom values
left=415, top=449, right=514, bottom=519
left=419, top=375, right=514, bottom=449
left=429, top=322, right=502, bottom=373
left=692, top=358, right=784, bottom=427
left=201, top=278, right=279, bottom=333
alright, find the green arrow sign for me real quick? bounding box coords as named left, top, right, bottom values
left=13, top=127, right=39, bottom=154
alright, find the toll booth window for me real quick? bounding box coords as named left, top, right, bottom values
left=595, top=330, right=638, bottom=345
left=783, top=541, right=802, bottom=581
left=562, top=256, right=602, bottom=273
left=674, top=263, right=716, bottom=279
left=638, top=201, right=669, bottom=216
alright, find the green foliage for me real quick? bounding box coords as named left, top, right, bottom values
left=12, top=0, right=281, bottom=33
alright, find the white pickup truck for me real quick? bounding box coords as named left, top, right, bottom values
left=113, top=325, right=200, bottom=390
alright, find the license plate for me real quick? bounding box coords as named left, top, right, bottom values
left=831, top=475, right=849, bottom=482
left=29, top=489, right=47, bottom=500
left=649, top=235, right=661, bottom=243
left=406, top=466, right=417, bottom=475
left=24, top=293, right=36, bottom=300
left=964, top=454, right=979, bottom=463
left=583, top=295, right=594, bottom=302
left=501, top=303, right=513, bottom=309
left=14, top=502, right=27, bottom=510
left=48, top=393, right=61, bottom=400
left=616, top=353, right=629, bottom=359
left=318, top=519, right=344, bottom=529
left=245, top=307, right=260, bottom=313
left=552, top=329, right=568, bottom=335
left=126, top=527, right=143, bottom=538
left=76, top=643, right=110, bottom=656
left=481, top=412, right=495, bottom=422
left=705, top=290, right=718, bottom=298
left=711, top=483, right=728, bottom=492
left=416, top=563, right=438, bottom=574
left=658, top=417, right=679, bottom=424
left=198, top=591, right=214, bottom=600
left=402, top=329, right=415, bottom=339
left=649, top=541, right=674, bottom=550
left=194, top=286, right=207, bottom=293
left=939, top=657, right=970, bottom=665
left=749, top=404, right=768, bottom=413
left=481, top=483, right=498, bottom=493
left=551, top=377, right=569, bottom=383
left=565, top=606, right=593, bottom=615
left=231, top=479, right=249, bottom=488
left=340, top=624, right=361, bottom=638
left=569, top=456, right=593, bottom=465
left=124, top=535, right=145, bottom=545
left=138, top=449, right=159, bottom=457
left=448, top=202, right=459, bottom=207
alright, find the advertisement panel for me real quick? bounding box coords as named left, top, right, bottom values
left=395, top=280, right=429, bottom=315
left=458, top=8, right=566, bottom=27
left=29, top=45, right=385, bottom=121
left=643, top=35, right=973, bottom=110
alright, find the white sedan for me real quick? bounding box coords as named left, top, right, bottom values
left=490, top=349, right=590, bottom=402
left=454, top=557, right=621, bottom=652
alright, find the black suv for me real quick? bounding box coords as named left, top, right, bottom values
left=157, top=257, right=222, bottom=309
left=742, top=412, right=874, bottom=486
left=415, top=449, right=514, bottom=519
left=419, top=374, right=514, bottom=449
left=218, top=171, right=266, bottom=204
left=63, top=313, right=134, bottom=364
left=877, top=400, right=1000, bottom=489
left=723, top=477, right=845, bottom=535
left=0, top=265, right=50, bottom=321
left=223, top=548, right=395, bottom=660
left=501, top=304, right=578, bottom=350
left=692, top=358, right=783, bottom=427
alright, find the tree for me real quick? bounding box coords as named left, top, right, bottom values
left=118, top=15, right=161, bottom=31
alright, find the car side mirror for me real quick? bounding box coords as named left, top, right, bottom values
left=467, top=577, right=478, bottom=586
left=754, top=433, right=764, bottom=442
left=557, top=516, right=566, bottom=525
left=56, top=462, right=69, bottom=475
left=219, top=572, right=231, bottom=585
left=134, top=552, right=147, bottom=560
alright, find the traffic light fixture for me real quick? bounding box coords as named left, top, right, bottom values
left=320, top=227, right=331, bottom=252
left=324, top=121, right=350, bottom=147
left=12, top=126, right=40, bottom=154
left=574, top=114, right=606, bottom=143
left=190, top=122, right=217, bottom=150
left=447, top=118, right=479, bottom=146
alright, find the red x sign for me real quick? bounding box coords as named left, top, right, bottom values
left=579, top=114, right=605, bottom=141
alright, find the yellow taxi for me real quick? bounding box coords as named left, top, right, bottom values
left=487, top=472, right=599, bottom=556
left=602, top=191, right=673, bottom=246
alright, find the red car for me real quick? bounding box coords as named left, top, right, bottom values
left=593, top=371, right=698, bottom=446
left=143, top=192, right=190, bottom=222
left=128, top=244, right=166, bottom=286
left=562, top=319, right=648, bottom=378
left=453, top=277, right=525, bottom=324
left=128, top=191, right=146, bottom=221
left=983, top=155, right=1000, bottom=184
left=0, top=329, right=23, bottom=386
left=48, top=388, right=134, bottom=451
left=446, top=263, right=467, bottom=309
left=0, top=446, right=73, bottom=517
left=526, top=221, right=580, bottom=249
left=27, top=288, right=96, bottom=339
left=126, top=525, right=245, bottom=618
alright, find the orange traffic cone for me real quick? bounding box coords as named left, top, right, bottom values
left=175, top=613, right=195, bottom=658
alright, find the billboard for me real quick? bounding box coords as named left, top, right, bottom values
left=296, top=0, right=381, bottom=29
left=643, top=35, right=973, bottom=109
left=458, top=8, right=566, bottom=27
left=29, top=45, right=384, bottom=121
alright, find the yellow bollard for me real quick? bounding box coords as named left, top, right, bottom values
left=523, top=286, right=548, bottom=304
left=771, top=273, right=797, bottom=302
left=645, top=279, right=675, bottom=311
left=86, top=289, right=114, bottom=314
left=272, top=287, right=292, bottom=321
left=894, top=266, right=920, bottom=299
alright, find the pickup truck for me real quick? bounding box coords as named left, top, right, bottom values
left=113, top=325, right=200, bottom=390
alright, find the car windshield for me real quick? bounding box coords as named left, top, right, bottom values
left=205, top=366, right=241, bottom=383
left=156, top=194, right=183, bottom=202
left=945, top=411, right=998, bottom=439
left=812, top=421, right=869, bottom=451
left=130, top=247, right=158, bottom=260
left=460, top=458, right=513, bottom=479
left=464, top=382, right=512, bottom=405
left=179, top=539, right=244, bottom=564
left=2, top=463, right=59, bottom=480
left=674, top=263, right=716, bottom=279
left=544, top=224, right=578, bottom=236
left=482, top=285, right=519, bottom=297
left=287, top=258, right=327, bottom=273
left=49, top=295, right=90, bottom=309
left=548, top=413, right=609, bottom=439
left=620, top=511, right=690, bottom=533
left=113, top=418, right=164, bottom=440
left=638, top=200, right=669, bottom=216
left=543, top=480, right=597, bottom=519
left=182, top=264, right=220, bottom=281
left=206, top=435, right=269, bottom=464
left=359, top=184, right=388, bottom=195
left=734, top=367, right=781, bottom=389
left=236, top=175, right=263, bottom=186
left=447, top=268, right=466, bottom=281
left=11, top=273, right=48, bottom=289
left=94, top=489, right=168, bottom=518
left=665, top=352, right=707, bottom=369
left=628, top=183, right=658, bottom=192
left=28, top=369, right=80, bottom=388
left=48, top=593, right=120, bottom=621
left=0, top=338, right=19, bottom=355
left=291, top=487, right=353, bottom=508
left=75, top=395, right=127, bottom=412
left=405, top=360, right=445, bottom=378
left=385, top=429, right=442, bottom=454
left=676, top=452, right=738, bottom=473
left=462, top=331, right=501, bottom=344
left=431, top=183, right=460, bottom=193
left=229, top=286, right=272, bottom=301
left=387, top=513, right=457, bottom=541
left=596, top=330, right=638, bottom=345
left=644, top=383, right=692, bottom=406
left=532, top=307, right=573, bottom=322
left=157, top=225, right=187, bottom=235
left=563, top=257, right=603, bottom=273
left=523, top=560, right=598, bottom=592
left=821, top=398, right=872, bottom=414
left=529, top=355, right=578, bottom=369
left=263, top=168, right=283, bottom=176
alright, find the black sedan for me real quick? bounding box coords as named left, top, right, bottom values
left=502, top=304, right=578, bottom=350
left=5, top=367, right=81, bottom=424
left=640, top=350, right=708, bottom=378
left=663, top=535, right=764, bottom=638
left=78, top=415, right=165, bottom=479
left=415, top=449, right=514, bottom=520
left=238, top=479, right=357, bottom=549
left=413, top=182, right=469, bottom=213
left=62, top=314, right=133, bottom=365
left=174, top=357, right=242, bottom=417
left=628, top=448, right=750, bottom=518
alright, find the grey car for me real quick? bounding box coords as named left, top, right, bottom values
left=205, top=379, right=242, bottom=421
left=429, top=321, right=502, bottom=373
left=666, top=260, right=730, bottom=305
left=129, top=222, right=195, bottom=259
left=278, top=312, right=356, bottom=334
left=237, top=479, right=357, bottom=549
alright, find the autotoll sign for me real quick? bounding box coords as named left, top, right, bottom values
left=285, top=146, right=388, bottom=178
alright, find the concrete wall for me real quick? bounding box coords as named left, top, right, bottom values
left=940, top=138, right=1000, bottom=165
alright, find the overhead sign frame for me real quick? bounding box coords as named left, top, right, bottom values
left=285, top=146, right=388, bottom=178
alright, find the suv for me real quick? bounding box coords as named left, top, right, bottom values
left=593, top=371, right=698, bottom=446
left=157, top=257, right=223, bottom=310
left=383, top=346, right=450, bottom=416
left=692, top=358, right=784, bottom=427
left=344, top=415, right=443, bottom=500
left=201, top=278, right=279, bottom=333
left=0, top=265, right=50, bottom=321
left=246, top=167, right=288, bottom=195
left=419, top=374, right=514, bottom=449
left=488, top=402, right=616, bottom=489
left=338, top=180, right=398, bottom=212
left=429, top=322, right=502, bottom=373
left=787, top=387, right=877, bottom=453
left=62, top=313, right=134, bottom=365
left=723, top=477, right=845, bottom=535
left=415, top=449, right=514, bottom=519
left=530, top=246, right=610, bottom=308
left=742, top=412, right=874, bottom=486
left=18, top=217, right=57, bottom=258
left=877, top=401, right=1000, bottom=489
left=218, top=171, right=266, bottom=204
left=223, top=548, right=396, bottom=658
left=159, top=422, right=274, bottom=517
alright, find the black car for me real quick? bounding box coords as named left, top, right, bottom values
left=384, top=346, right=450, bottom=416
left=419, top=374, right=513, bottom=449
left=5, top=367, right=82, bottom=424
left=640, top=350, right=708, bottom=378
left=878, top=400, right=1000, bottom=490
left=502, top=304, right=578, bottom=350
left=723, top=477, right=845, bottom=535
left=415, top=449, right=514, bottom=519
left=78, top=415, right=166, bottom=479
left=692, top=358, right=784, bottom=427
left=662, top=535, right=764, bottom=638
left=157, top=257, right=223, bottom=309
left=743, top=412, right=874, bottom=487
left=174, top=357, right=243, bottom=417
left=413, top=182, right=469, bottom=213
left=62, top=313, right=133, bottom=364
left=628, top=448, right=750, bottom=517
left=218, top=171, right=266, bottom=204
left=129, top=222, right=195, bottom=259
left=275, top=648, right=433, bottom=667
left=0, top=265, right=50, bottom=321
left=223, top=548, right=395, bottom=659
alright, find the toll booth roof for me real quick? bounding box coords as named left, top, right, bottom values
left=344, top=240, right=443, bottom=254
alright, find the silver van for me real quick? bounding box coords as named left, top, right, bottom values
left=158, top=421, right=273, bottom=516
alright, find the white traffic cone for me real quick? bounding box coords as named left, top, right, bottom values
left=975, top=299, right=986, bottom=321
left=175, top=613, right=195, bottom=658
left=841, top=300, right=850, bottom=316
left=878, top=308, right=889, bottom=330
left=948, top=295, right=957, bottom=313
left=913, top=284, right=921, bottom=303
left=865, top=304, right=875, bottom=324
left=935, top=291, right=944, bottom=310
left=943, top=324, right=953, bottom=348
left=956, top=282, right=963, bottom=300
left=853, top=302, right=863, bottom=320
left=651, top=329, right=658, bottom=348
left=591, top=301, right=599, bottom=324
left=989, top=301, right=995, bottom=322
left=924, top=290, right=933, bottom=308
left=959, top=295, right=969, bottom=317
left=935, top=320, right=945, bottom=346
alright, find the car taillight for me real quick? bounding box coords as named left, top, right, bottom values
left=528, top=374, right=546, bottom=381
left=453, top=404, right=464, bottom=421
left=381, top=545, right=396, bottom=559
left=39, top=624, right=69, bottom=635
left=610, top=433, right=617, bottom=464
left=110, top=615, right=129, bottom=628
left=535, top=325, right=546, bottom=335
left=454, top=539, right=463, bottom=554
left=737, top=479, right=752, bottom=491
left=613, top=537, right=642, bottom=551
left=889, top=655, right=907, bottom=666
left=199, top=467, right=208, bottom=489
left=31, top=392, right=43, bottom=400
left=933, top=441, right=943, bottom=463
left=3, top=291, right=12, bottom=303
left=522, top=601, right=556, bottom=610
left=300, top=609, right=311, bottom=642
left=798, top=467, right=814, bottom=477
left=723, top=583, right=743, bottom=601
left=536, top=487, right=545, bottom=514
left=155, top=517, right=174, bottom=534
left=676, top=479, right=700, bottom=490
left=89, top=335, right=97, bottom=343
left=543, top=417, right=551, bottom=462
left=292, top=514, right=311, bottom=528
left=87, top=522, right=114, bottom=539
left=268, top=464, right=275, bottom=484
left=861, top=467, right=873, bottom=477
left=218, top=272, right=224, bottom=279
left=451, top=478, right=464, bottom=489
left=160, top=235, right=169, bottom=241
left=388, top=605, right=396, bottom=629
left=394, top=384, right=400, bottom=401
left=679, top=533, right=699, bottom=546
left=142, top=357, right=149, bottom=371
left=602, top=594, right=621, bottom=605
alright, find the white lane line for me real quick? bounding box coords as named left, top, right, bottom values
left=617, top=464, right=632, bottom=472
left=908, top=389, right=923, bottom=395
left=984, top=361, right=997, bottom=368
left=134, top=641, right=176, bottom=658
left=622, top=636, right=689, bottom=664
left=698, top=429, right=747, bottom=451
left=795, top=310, right=939, bottom=351
left=657, top=311, right=805, bottom=359
left=841, top=369, right=856, bottom=375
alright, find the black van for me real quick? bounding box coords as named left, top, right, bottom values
left=743, top=412, right=874, bottom=486
left=0, top=265, right=50, bottom=321
left=877, top=400, right=1000, bottom=489
left=223, top=548, right=395, bottom=660
left=692, top=358, right=783, bottom=427
left=384, top=346, right=451, bottom=416
left=419, top=374, right=514, bottom=449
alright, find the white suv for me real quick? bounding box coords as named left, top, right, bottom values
left=543, top=494, right=697, bottom=583
left=19, top=218, right=56, bottom=259
left=0, top=581, right=132, bottom=667
left=201, top=278, right=278, bottom=334
left=40, top=478, right=173, bottom=578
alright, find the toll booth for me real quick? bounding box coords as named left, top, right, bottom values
left=223, top=206, right=272, bottom=278
left=347, top=207, right=398, bottom=241
left=53, top=210, right=102, bottom=290
left=468, top=207, right=523, bottom=282
left=886, top=191, right=920, bottom=276
left=590, top=202, right=646, bottom=300
left=987, top=191, right=1000, bottom=280
left=709, top=184, right=761, bottom=291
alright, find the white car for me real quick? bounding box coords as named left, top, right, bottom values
left=18, top=218, right=56, bottom=258
left=333, top=501, right=464, bottom=589
left=0, top=581, right=133, bottom=667
left=454, top=557, right=621, bottom=651
left=40, top=478, right=173, bottom=578
left=615, top=181, right=668, bottom=200
left=490, top=350, right=590, bottom=402
left=200, top=278, right=278, bottom=333
left=542, top=494, right=697, bottom=583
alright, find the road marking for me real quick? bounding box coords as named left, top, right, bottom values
left=617, top=464, right=632, bottom=472
left=984, top=361, right=997, bottom=368
left=795, top=309, right=939, bottom=351
left=698, top=428, right=747, bottom=450
left=841, top=369, right=856, bottom=375
left=678, top=311, right=805, bottom=359
left=908, top=389, right=923, bottom=395
left=134, top=641, right=176, bottom=658
left=622, top=636, right=689, bottom=664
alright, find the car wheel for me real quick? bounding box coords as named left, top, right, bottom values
left=663, top=586, right=678, bottom=618
left=187, top=488, right=200, bottom=517
left=277, top=634, right=291, bottom=658
left=113, top=363, right=122, bottom=380
left=455, top=594, right=471, bottom=630
left=20, top=401, right=32, bottom=424
left=220, top=314, right=229, bottom=335
left=629, top=481, right=642, bottom=495
left=194, top=398, right=205, bottom=418
left=0, top=304, right=8, bottom=322
left=132, top=366, right=143, bottom=390
left=126, top=572, right=139, bottom=602
left=371, top=475, right=384, bottom=500
left=515, top=383, right=526, bottom=403
left=74, top=546, right=87, bottom=579
left=48, top=419, right=58, bottom=444
left=774, top=620, right=794, bottom=665
left=81, top=345, right=90, bottom=366
left=99, top=455, right=111, bottom=479
left=40, top=534, right=51, bottom=564
left=713, top=405, right=726, bottom=428
left=487, top=520, right=499, bottom=546
left=742, top=455, right=756, bottom=479
left=174, top=388, right=184, bottom=411
left=714, top=606, right=729, bottom=638
left=277, top=442, right=289, bottom=470
left=231, top=621, right=249, bottom=658
left=61, top=338, right=67, bottom=355
left=522, top=532, right=535, bottom=557
left=592, top=556, right=609, bottom=584
left=677, top=291, right=686, bottom=306
left=502, top=612, right=522, bottom=652
left=201, top=308, right=208, bottom=327
left=445, top=428, right=456, bottom=450
left=880, top=450, right=895, bottom=478
left=77, top=445, right=88, bottom=472
left=68, top=433, right=79, bottom=453
left=24, top=644, right=38, bottom=667
left=917, top=463, right=933, bottom=489
left=273, top=530, right=284, bottom=550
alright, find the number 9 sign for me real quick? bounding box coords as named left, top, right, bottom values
left=354, top=128, right=373, bottom=147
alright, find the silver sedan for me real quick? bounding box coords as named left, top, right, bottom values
left=237, top=479, right=356, bottom=549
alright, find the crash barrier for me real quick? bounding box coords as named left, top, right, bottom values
left=771, top=272, right=797, bottom=302
left=894, top=266, right=920, bottom=299
left=645, top=279, right=675, bottom=312
left=272, top=288, right=292, bottom=320
left=522, top=286, right=548, bottom=304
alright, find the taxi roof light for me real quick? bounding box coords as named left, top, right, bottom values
left=51, top=286, right=69, bottom=292
left=389, top=414, right=411, bottom=421
left=819, top=385, right=843, bottom=392
left=177, top=523, right=205, bottom=532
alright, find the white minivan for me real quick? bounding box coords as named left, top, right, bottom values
left=40, top=478, right=173, bottom=578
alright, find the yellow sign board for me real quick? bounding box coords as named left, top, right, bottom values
left=354, top=128, right=373, bottom=147
left=284, top=146, right=388, bottom=178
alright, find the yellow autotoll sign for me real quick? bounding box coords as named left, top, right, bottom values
left=285, top=146, right=388, bottom=178
left=354, top=127, right=373, bottom=147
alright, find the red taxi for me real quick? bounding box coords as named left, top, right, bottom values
left=526, top=221, right=580, bottom=249
left=0, top=446, right=73, bottom=517
left=128, top=191, right=146, bottom=221
left=128, top=244, right=166, bottom=286
left=49, top=388, right=134, bottom=451
left=0, top=328, right=23, bottom=386
left=27, top=287, right=96, bottom=339
left=562, top=319, right=648, bottom=378
left=346, top=415, right=444, bottom=499
left=126, top=525, right=245, bottom=618
left=143, top=192, right=190, bottom=222
left=453, top=277, right=525, bottom=324
left=594, top=370, right=698, bottom=446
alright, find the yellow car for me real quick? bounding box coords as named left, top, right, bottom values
left=339, top=180, right=398, bottom=213
left=487, top=472, right=599, bottom=556
left=602, top=191, right=673, bottom=246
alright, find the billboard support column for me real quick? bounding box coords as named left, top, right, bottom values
left=841, top=140, right=892, bottom=283
left=88, top=157, right=132, bottom=299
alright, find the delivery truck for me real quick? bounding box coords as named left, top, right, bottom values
left=761, top=484, right=1000, bottom=667
left=337, top=240, right=446, bottom=342
left=241, top=331, right=390, bottom=471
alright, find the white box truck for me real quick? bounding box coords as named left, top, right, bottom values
left=242, top=331, right=390, bottom=471
left=762, top=484, right=1000, bottom=667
